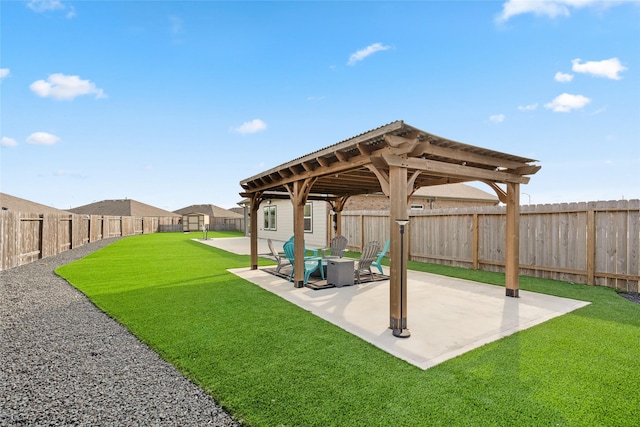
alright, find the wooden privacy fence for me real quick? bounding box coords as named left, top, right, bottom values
left=210, top=217, right=245, bottom=232
left=0, top=211, right=180, bottom=271
left=341, top=200, right=639, bottom=292
left=157, top=218, right=245, bottom=233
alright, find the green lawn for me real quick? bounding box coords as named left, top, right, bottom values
left=57, top=232, right=640, bottom=426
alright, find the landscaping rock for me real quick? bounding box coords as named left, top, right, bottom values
left=620, top=292, right=640, bottom=305
left=0, top=238, right=240, bottom=426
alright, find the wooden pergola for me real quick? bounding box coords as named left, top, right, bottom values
left=239, top=121, right=540, bottom=337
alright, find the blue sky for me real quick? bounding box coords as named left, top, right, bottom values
left=1, top=0, right=639, bottom=211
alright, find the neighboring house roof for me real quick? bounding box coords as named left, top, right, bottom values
left=0, top=193, right=70, bottom=214
left=68, top=199, right=180, bottom=217
left=228, top=207, right=245, bottom=216
left=174, top=204, right=243, bottom=219
left=411, top=183, right=498, bottom=202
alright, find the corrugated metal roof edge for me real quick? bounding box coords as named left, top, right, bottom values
left=240, top=120, right=538, bottom=185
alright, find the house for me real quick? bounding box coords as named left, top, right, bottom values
left=173, top=204, right=243, bottom=221
left=237, top=196, right=331, bottom=248
left=173, top=204, right=244, bottom=232
left=68, top=199, right=180, bottom=218
left=0, top=193, right=70, bottom=214
left=344, top=183, right=499, bottom=211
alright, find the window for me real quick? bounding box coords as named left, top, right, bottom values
left=263, top=205, right=276, bottom=230
left=304, top=203, right=312, bottom=232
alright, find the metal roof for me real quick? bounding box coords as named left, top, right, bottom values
left=240, top=120, right=539, bottom=199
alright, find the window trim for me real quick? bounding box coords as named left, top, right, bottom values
left=304, top=202, right=312, bottom=233
left=263, top=205, right=277, bottom=230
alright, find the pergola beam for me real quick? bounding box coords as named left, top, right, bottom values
left=380, top=153, right=531, bottom=184
left=242, top=154, right=375, bottom=194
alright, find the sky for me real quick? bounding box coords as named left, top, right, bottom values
left=1, top=0, right=639, bottom=211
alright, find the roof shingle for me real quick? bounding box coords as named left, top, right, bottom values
left=68, top=199, right=179, bottom=217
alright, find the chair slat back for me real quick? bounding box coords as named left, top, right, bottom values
left=330, top=235, right=348, bottom=258
left=283, top=241, right=295, bottom=263
left=358, top=241, right=380, bottom=268
left=268, top=239, right=279, bottom=259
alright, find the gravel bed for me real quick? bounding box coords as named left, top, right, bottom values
left=0, top=238, right=240, bottom=426
left=620, top=292, right=640, bottom=305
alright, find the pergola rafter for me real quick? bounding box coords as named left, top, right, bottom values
left=240, top=120, right=540, bottom=336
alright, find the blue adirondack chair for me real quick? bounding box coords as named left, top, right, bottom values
left=371, top=238, right=390, bottom=274
left=285, top=236, right=319, bottom=258
left=283, top=241, right=323, bottom=285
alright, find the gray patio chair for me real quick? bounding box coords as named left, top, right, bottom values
left=324, top=235, right=348, bottom=259
left=355, top=241, right=381, bottom=283
left=267, top=238, right=291, bottom=275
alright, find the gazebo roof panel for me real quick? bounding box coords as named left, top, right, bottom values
left=240, top=120, right=539, bottom=196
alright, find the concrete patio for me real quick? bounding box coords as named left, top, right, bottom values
left=197, top=237, right=590, bottom=370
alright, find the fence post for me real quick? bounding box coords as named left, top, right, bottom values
left=359, top=214, right=365, bottom=251
left=472, top=213, right=479, bottom=270
left=587, top=209, right=595, bottom=285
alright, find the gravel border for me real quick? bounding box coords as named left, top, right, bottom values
left=620, top=292, right=640, bottom=305
left=1, top=238, right=240, bottom=426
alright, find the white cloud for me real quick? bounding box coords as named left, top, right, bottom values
left=347, top=43, right=391, bottom=66
left=231, top=119, right=267, bottom=135
left=489, top=114, right=506, bottom=123
left=0, top=68, right=10, bottom=80
left=572, top=57, right=627, bottom=80
left=518, top=103, right=538, bottom=111
left=554, top=71, right=574, bottom=82
left=30, top=73, right=106, bottom=100
left=27, top=0, right=64, bottom=12
left=54, top=169, right=87, bottom=178
left=496, top=0, right=621, bottom=23
left=27, top=0, right=75, bottom=18
left=590, top=105, right=608, bottom=116
left=1, top=137, right=18, bottom=147
left=27, top=132, right=60, bottom=145
left=169, top=15, right=183, bottom=34
left=545, top=93, right=591, bottom=112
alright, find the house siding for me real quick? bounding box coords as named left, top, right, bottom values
left=257, top=200, right=329, bottom=248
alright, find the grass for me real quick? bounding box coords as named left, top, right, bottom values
left=57, top=232, right=640, bottom=426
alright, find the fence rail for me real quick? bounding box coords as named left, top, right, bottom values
left=0, top=212, right=181, bottom=271
left=341, top=199, right=639, bottom=292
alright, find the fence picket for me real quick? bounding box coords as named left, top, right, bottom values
left=341, top=200, right=639, bottom=290
left=0, top=213, right=182, bottom=271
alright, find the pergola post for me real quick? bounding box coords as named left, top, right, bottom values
left=505, top=182, right=520, bottom=297
left=249, top=193, right=262, bottom=270
left=389, top=165, right=410, bottom=336
left=292, top=198, right=305, bottom=287
left=286, top=179, right=315, bottom=288
left=329, top=195, right=349, bottom=238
